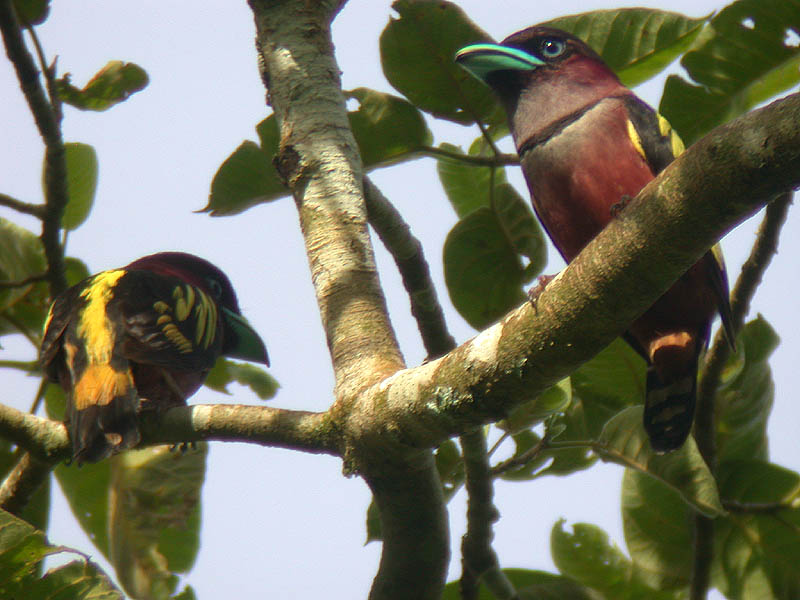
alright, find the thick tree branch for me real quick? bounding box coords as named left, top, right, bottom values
left=0, top=452, right=53, bottom=513
left=249, top=0, right=403, bottom=401
left=0, top=0, right=67, bottom=296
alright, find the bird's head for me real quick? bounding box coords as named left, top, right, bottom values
left=126, top=252, right=269, bottom=365
left=456, top=27, right=627, bottom=147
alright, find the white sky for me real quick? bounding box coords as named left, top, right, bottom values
left=1, top=1, right=797, bottom=598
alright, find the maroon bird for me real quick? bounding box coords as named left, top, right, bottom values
left=40, top=252, right=269, bottom=463
left=456, top=27, right=733, bottom=452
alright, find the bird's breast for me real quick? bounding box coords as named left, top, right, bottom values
left=520, top=99, right=655, bottom=261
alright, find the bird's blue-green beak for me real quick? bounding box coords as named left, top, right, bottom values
left=222, top=307, right=270, bottom=365
left=455, top=43, right=544, bottom=82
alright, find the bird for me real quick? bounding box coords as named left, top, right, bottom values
left=39, top=252, right=269, bottom=464
left=456, top=26, right=733, bottom=452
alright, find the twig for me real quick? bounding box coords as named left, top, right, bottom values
left=690, top=192, right=792, bottom=600
left=363, top=177, right=456, bottom=359
left=490, top=435, right=548, bottom=477
left=0, top=273, right=48, bottom=289
left=0, top=193, right=45, bottom=217
left=416, top=144, right=518, bottom=167
left=722, top=499, right=794, bottom=514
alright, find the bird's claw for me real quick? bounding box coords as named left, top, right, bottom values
left=610, top=194, right=633, bottom=217
left=527, top=274, right=555, bottom=312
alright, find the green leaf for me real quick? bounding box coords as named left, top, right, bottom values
left=715, top=316, right=779, bottom=463
left=57, top=61, right=149, bottom=111
left=346, top=88, right=432, bottom=168
left=622, top=469, right=693, bottom=590
left=551, top=520, right=680, bottom=599
left=435, top=439, right=464, bottom=502
left=109, top=445, right=207, bottom=599
left=660, top=0, right=800, bottom=145
left=380, top=0, right=505, bottom=125
left=0, top=509, right=121, bottom=600
left=436, top=143, right=506, bottom=218
left=443, top=207, right=527, bottom=329
left=499, top=378, right=571, bottom=434
left=570, top=338, right=646, bottom=442
left=532, top=396, right=597, bottom=478
left=12, top=0, right=50, bottom=25
left=203, top=139, right=284, bottom=216
left=714, top=461, right=800, bottom=599
left=442, top=568, right=595, bottom=600
left=204, top=358, right=279, bottom=400
left=60, top=142, right=98, bottom=230
left=494, top=183, right=547, bottom=274
left=0, top=217, right=49, bottom=342
left=597, top=406, right=723, bottom=516
left=365, top=498, right=382, bottom=544
left=544, top=9, right=709, bottom=87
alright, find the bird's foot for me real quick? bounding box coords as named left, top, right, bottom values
left=170, top=441, right=197, bottom=454
left=610, top=194, right=633, bottom=217
left=527, top=274, right=555, bottom=312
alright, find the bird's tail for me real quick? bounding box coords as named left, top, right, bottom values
left=643, top=332, right=698, bottom=453
left=69, top=363, right=140, bottom=464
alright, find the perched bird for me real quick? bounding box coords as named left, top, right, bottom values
left=456, top=27, right=733, bottom=452
left=40, top=252, right=269, bottom=464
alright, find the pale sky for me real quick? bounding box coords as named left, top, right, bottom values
left=1, top=1, right=797, bottom=598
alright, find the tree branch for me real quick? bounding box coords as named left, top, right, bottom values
left=0, top=193, right=45, bottom=218
left=364, top=177, right=456, bottom=359
left=0, top=0, right=67, bottom=296
left=415, top=145, right=518, bottom=167
left=0, top=401, right=339, bottom=460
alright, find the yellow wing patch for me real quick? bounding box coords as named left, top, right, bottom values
left=656, top=113, right=685, bottom=157
left=73, top=363, right=135, bottom=410
left=151, top=284, right=218, bottom=353
left=77, top=270, right=126, bottom=363
left=626, top=119, right=646, bottom=161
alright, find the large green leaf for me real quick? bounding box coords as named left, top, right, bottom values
left=714, top=461, right=800, bottom=599
left=442, top=568, right=595, bottom=600
left=544, top=9, right=709, bottom=87
left=0, top=509, right=121, bottom=600
left=715, top=316, right=778, bottom=464
left=57, top=62, right=149, bottom=111
left=109, top=445, right=207, bottom=599
left=443, top=206, right=528, bottom=329
left=551, top=520, right=680, bottom=599
left=436, top=142, right=507, bottom=218
left=204, top=358, right=279, bottom=400
left=660, top=0, right=800, bottom=145
left=346, top=87, right=432, bottom=168
left=0, top=217, right=49, bottom=342
left=204, top=139, right=282, bottom=216
left=621, top=469, right=693, bottom=590
left=61, top=142, right=98, bottom=230
left=499, top=378, right=571, bottom=435
left=12, top=0, right=50, bottom=25
left=380, top=0, right=504, bottom=125
left=597, top=406, right=723, bottom=517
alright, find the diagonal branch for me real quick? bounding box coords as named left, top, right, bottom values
left=364, top=177, right=456, bottom=359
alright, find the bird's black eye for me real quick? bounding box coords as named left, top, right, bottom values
left=540, top=38, right=566, bottom=59
left=206, top=278, right=223, bottom=301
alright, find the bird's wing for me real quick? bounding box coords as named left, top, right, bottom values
left=39, top=283, right=85, bottom=381
left=113, top=270, right=223, bottom=371
left=625, top=96, right=735, bottom=347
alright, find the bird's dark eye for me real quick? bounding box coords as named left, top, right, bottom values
left=540, top=38, right=566, bottom=59
left=206, top=278, right=223, bottom=300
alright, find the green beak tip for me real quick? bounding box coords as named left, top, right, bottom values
left=455, top=43, right=544, bottom=80
left=223, top=307, right=270, bottom=366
